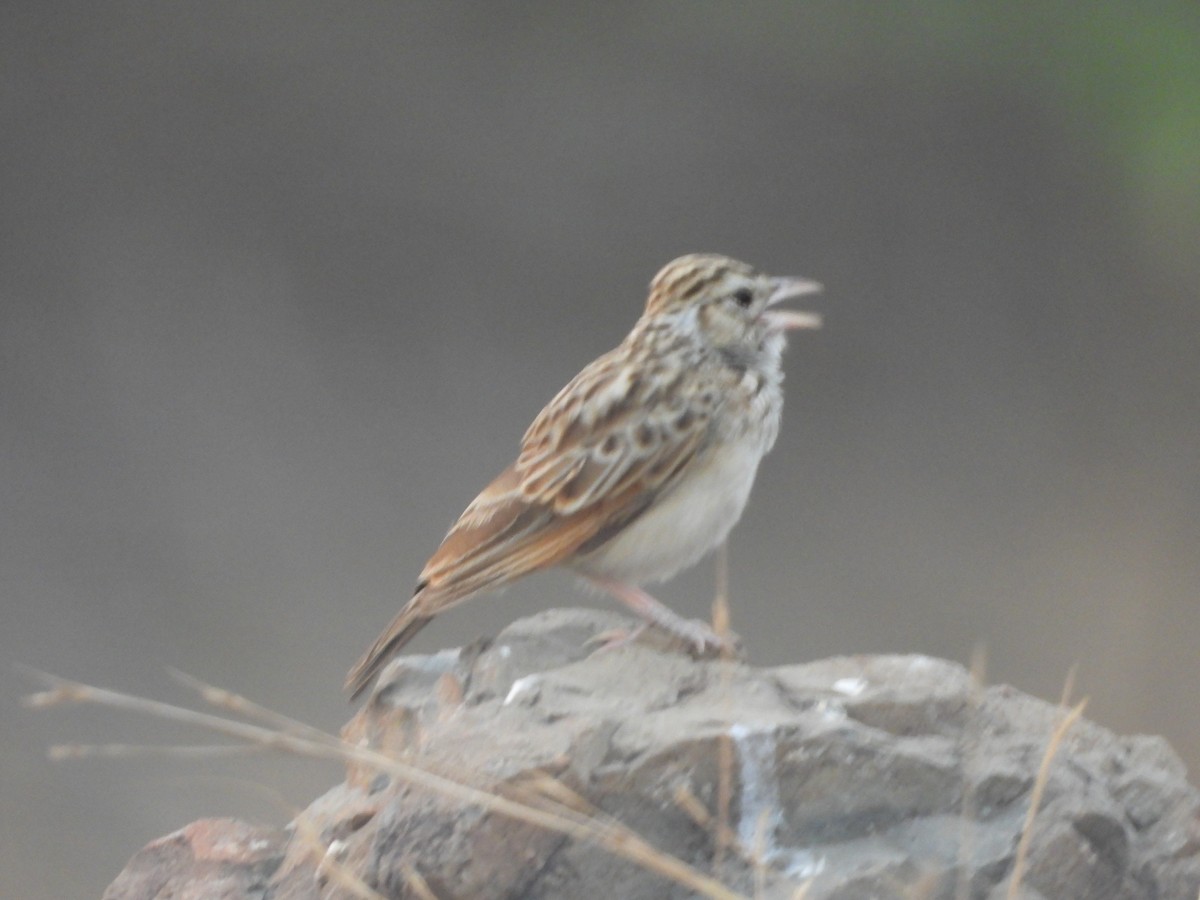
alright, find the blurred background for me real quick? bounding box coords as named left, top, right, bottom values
left=3, top=3, right=1198, bottom=897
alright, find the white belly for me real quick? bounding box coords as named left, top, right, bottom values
left=572, top=438, right=766, bottom=585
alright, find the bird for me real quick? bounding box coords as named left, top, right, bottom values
left=345, top=253, right=821, bottom=698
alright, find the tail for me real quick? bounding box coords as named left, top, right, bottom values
left=344, top=592, right=434, bottom=700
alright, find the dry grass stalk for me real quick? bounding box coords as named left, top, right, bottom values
left=21, top=668, right=747, bottom=900
left=712, top=540, right=737, bottom=873
left=1005, top=688, right=1088, bottom=899
left=674, top=783, right=716, bottom=830
left=400, top=864, right=440, bottom=900
left=290, top=806, right=386, bottom=900
left=954, top=643, right=988, bottom=900
left=48, top=742, right=270, bottom=760
left=673, top=782, right=781, bottom=879
left=167, top=667, right=336, bottom=745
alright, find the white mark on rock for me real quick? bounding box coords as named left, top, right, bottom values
left=731, top=723, right=827, bottom=883
left=504, top=674, right=539, bottom=706
left=814, top=698, right=847, bottom=720
left=784, top=849, right=827, bottom=880
left=832, top=676, right=867, bottom=697
left=731, top=723, right=783, bottom=853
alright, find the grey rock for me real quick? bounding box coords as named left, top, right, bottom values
left=105, top=608, right=1200, bottom=899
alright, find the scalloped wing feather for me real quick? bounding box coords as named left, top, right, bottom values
left=517, top=349, right=714, bottom=515
left=413, top=349, right=713, bottom=607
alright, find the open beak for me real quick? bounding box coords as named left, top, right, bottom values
left=762, top=276, right=823, bottom=331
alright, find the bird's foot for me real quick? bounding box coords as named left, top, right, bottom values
left=583, top=576, right=737, bottom=658
left=670, top=616, right=735, bottom=657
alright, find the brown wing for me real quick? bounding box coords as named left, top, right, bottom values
left=516, top=347, right=715, bottom=514
left=345, top=346, right=714, bottom=697
left=416, top=347, right=715, bottom=594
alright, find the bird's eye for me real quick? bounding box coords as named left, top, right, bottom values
left=732, top=287, right=754, bottom=308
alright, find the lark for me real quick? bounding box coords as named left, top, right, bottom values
left=346, top=254, right=821, bottom=698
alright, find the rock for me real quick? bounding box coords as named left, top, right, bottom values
left=102, top=818, right=286, bottom=900
left=104, top=608, right=1200, bottom=899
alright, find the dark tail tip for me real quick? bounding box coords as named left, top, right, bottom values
left=344, top=612, right=433, bottom=701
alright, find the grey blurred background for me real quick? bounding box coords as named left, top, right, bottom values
left=3, top=4, right=1198, bottom=897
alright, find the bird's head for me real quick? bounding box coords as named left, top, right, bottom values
left=642, top=254, right=822, bottom=355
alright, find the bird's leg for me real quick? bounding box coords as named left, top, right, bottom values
left=584, top=575, right=728, bottom=653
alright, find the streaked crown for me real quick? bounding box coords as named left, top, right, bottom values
left=644, top=254, right=755, bottom=317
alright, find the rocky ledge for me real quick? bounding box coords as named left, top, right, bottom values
left=105, top=608, right=1200, bottom=899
